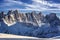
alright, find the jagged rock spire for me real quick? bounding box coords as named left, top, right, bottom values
left=7, top=10, right=12, bottom=15
left=0, top=11, right=5, bottom=21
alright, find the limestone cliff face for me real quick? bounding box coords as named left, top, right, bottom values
left=0, top=10, right=60, bottom=27
left=3, top=10, right=45, bottom=26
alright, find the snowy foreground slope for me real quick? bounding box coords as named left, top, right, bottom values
left=0, top=33, right=39, bottom=38
left=0, top=21, right=60, bottom=38
left=0, top=33, right=60, bottom=40
left=0, top=10, right=60, bottom=38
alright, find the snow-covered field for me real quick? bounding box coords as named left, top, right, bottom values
left=0, top=33, right=39, bottom=38
left=0, top=33, right=60, bottom=40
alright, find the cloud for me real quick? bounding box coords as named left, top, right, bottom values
left=32, top=0, right=60, bottom=8
left=1, top=0, right=60, bottom=12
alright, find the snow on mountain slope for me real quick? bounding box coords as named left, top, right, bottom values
left=3, top=18, right=16, bottom=26
left=0, top=21, right=60, bottom=38
left=7, top=22, right=38, bottom=36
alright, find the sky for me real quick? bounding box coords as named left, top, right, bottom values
left=0, top=0, right=60, bottom=16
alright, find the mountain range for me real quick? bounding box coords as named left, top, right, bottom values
left=0, top=10, right=60, bottom=38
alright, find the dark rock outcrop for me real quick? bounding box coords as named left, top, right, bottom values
left=45, top=13, right=60, bottom=26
